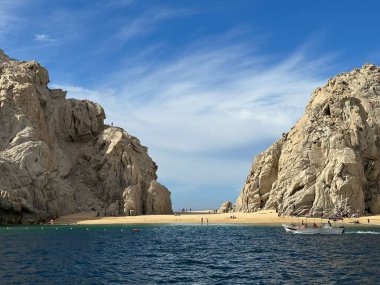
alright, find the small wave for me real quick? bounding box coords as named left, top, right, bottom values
left=346, top=231, right=380, bottom=234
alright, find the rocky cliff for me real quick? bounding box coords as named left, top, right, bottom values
left=235, top=64, right=380, bottom=217
left=0, top=50, right=172, bottom=224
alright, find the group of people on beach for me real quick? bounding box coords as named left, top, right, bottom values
left=181, top=208, right=191, bottom=212
left=201, top=217, right=208, bottom=225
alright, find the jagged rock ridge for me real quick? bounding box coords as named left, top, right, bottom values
left=0, top=50, right=172, bottom=224
left=235, top=64, right=380, bottom=216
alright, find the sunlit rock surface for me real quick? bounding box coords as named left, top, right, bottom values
left=0, top=50, right=172, bottom=224
left=236, top=64, right=380, bottom=216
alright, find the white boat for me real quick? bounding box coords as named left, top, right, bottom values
left=282, top=223, right=345, bottom=235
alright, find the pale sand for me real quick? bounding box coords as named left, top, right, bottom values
left=55, top=210, right=380, bottom=226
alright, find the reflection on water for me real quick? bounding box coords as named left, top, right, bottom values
left=0, top=225, right=379, bottom=284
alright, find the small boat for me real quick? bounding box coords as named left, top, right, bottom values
left=282, top=223, right=345, bottom=235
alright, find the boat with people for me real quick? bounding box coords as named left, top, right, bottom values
left=282, top=221, right=345, bottom=235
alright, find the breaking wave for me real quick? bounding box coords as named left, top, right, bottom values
left=346, top=231, right=380, bottom=234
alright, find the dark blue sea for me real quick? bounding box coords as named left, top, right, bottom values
left=0, top=224, right=379, bottom=285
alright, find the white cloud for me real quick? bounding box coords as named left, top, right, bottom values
left=49, top=84, right=117, bottom=109
left=34, top=34, right=57, bottom=42
left=108, top=43, right=332, bottom=154
left=54, top=39, right=334, bottom=208
left=118, top=8, right=195, bottom=41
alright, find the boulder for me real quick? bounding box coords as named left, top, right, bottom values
left=219, top=201, right=233, bottom=213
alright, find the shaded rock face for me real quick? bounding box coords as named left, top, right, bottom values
left=218, top=201, right=233, bottom=213
left=0, top=50, right=172, bottom=224
left=235, top=64, right=380, bottom=216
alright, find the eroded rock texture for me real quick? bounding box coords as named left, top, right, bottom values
left=235, top=64, right=380, bottom=216
left=218, top=201, right=233, bottom=213
left=0, top=50, right=172, bottom=224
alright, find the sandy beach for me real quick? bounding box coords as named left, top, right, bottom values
left=55, top=210, right=380, bottom=226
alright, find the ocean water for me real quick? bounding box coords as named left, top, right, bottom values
left=0, top=224, right=379, bottom=284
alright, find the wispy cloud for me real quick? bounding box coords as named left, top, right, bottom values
left=55, top=36, right=335, bottom=208
left=112, top=42, right=333, bottom=153
left=49, top=85, right=118, bottom=111
left=118, top=8, right=195, bottom=41
left=0, top=0, right=23, bottom=39
left=34, top=33, right=57, bottom=42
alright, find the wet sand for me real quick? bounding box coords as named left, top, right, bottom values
left=55, top=210, right=380, bottom=226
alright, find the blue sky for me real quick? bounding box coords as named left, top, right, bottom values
left=1, top=0, right=380, bottom=210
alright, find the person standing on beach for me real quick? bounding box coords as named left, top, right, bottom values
left=206, top=218, right=208, bottom=225
left=201, top=217, right=203, bottom=225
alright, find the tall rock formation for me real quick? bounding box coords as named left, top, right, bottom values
left=235, top=64, right=380, bottom=216
left=0, top=50, right=172, bottom=224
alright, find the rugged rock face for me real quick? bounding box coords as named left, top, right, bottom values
left=218, top=201, right=233, bottom=213
left=235, top=64, right=380, bottom=216
left=0, top=50, right=172, bottom=224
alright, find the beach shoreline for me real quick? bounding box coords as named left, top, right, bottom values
left=54, top=210, right=380, bottom=226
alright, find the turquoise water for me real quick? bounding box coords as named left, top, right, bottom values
left=0, top=224, right=379, bottom=284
